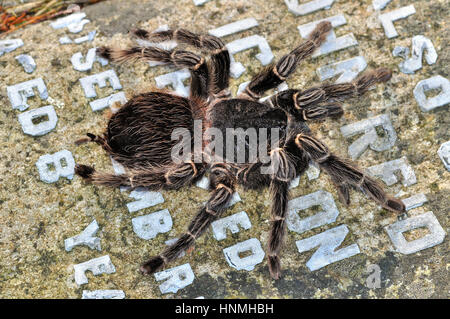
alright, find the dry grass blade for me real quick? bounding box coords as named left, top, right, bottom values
left=0, top=0, right=105, bottom=36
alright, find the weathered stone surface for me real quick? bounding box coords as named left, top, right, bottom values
left=0, top=0, right=448, bottom=299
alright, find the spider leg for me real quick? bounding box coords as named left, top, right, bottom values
left=266, top=179, right=289, bottom=279
left=267, top=68, right=392, bottom=121
left=74, top=161, right=206, bottom=191
left=131, top=28, right=231, bottom=97
left=97, top=46, right=209, bottom=100
left=265, top=118, right=313, bottom=279
left=294, top=133, right=405, bottom=213
left=238, top=21, right=332, bottom=100
left=267, top=89, right=344, bottom=121
left=235, top=120, right=309, bottom=279
left=265, top=145, right=297, bottom=279
left=140, top=163, right=236, bottom=275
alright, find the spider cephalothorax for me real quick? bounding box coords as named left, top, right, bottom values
left=75, top=21, right=405, bottom=280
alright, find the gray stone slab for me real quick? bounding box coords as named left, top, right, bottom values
left=90, top=92, right=127, bottom=112
left=36, top=149, right=75, bottom=183
left=284, top=0, right=335, bottom=16
left=126, top=187, right=164, bottom=213
left=372, top=0, right=392, bottom=11
left=413, top=75, right=450, bottom=112
left=385, top=211, right=446, bottom=254
left=402, top=193, right=428, bottom=211
left=154, top=263, right=195, bottom=294
left=437, top=141, right=450, bottom=171
left=209, top=18, right=258, bottom=37
left=287, top=190, right=339, bottom=234
left=298, top=15, right=357, bottom=58
left=212, top=211, right=252, bottom=241
left=131, top=209, right=172, bottom=240
left=73, top=255, right=116, bottom=286
left=340, top=114, right=397, bottom=160
left=71, top=47, right=108, bottom=72
left=296, top=224, right=360, bottom=271
left=392, top=46, right=410, bottom=59
left=154, top=69, right=190, bottom=97
left=193, top=0, right=212, bottom=5
left=2, top=0, right=447, bottom=299
left=395, top=35, right=437, bottom=74
left=15, top=54, right=36, bottom=73
left=223, top=238, right=265, bottom=271
left=80, top=69, right=122, bottom=98
left=7, top=78, right=48, bottom=111
left=18, top=105, right=58, bottom=136
left=379, top=5, right=416, bottom=38
left=366, top=157, right=417, bottom=187
left=226, top=35, right=274, bottom=78
left=0, top=39, right=23, bottom=56
left=82, top=290, right=125, bottom=299
left=316, top=56, right=367, bottom=83
left=50, top=12, right=87, bottom=30
left=65, top=220, right=101, bottom=252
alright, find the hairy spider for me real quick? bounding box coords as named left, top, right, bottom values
left=75, top=21, right=405, bottom=280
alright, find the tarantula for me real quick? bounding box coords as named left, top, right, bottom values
left=75, top=21, right=405, bottom=280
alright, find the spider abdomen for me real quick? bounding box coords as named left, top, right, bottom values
left=105, top=92, right=195, bottom=169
